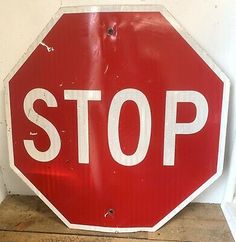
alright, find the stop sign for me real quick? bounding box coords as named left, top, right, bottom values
left=5, top=6, right=229, bottom=232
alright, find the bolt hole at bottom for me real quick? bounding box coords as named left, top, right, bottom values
left=108, top=209, right=114, bottom=214
left=105, top=208, right=115, bottom=217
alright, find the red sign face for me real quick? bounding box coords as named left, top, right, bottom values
left=5, top=6, right=229, bottom=232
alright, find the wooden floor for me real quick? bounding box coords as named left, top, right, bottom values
left=0, top=195, right=233, bottom=242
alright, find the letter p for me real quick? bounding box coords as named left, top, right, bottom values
left=163, top=91, right=208, bottom=166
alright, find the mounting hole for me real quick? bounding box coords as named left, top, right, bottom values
left=108, top=209, right=114, bottom=215
left=107, top=27, right=115, bottom=36
left=104, top=208, right=115, bottom=217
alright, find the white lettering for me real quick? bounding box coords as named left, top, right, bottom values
left=23, top=88, right=61, bottom=162
left=163, top=90, right=208, bottom=166
left=64, top=90, right=101, bottom=164
left=108, top=89, right=151, bottom=166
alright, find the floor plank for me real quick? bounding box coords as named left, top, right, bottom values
left=0, top=231, right=177, bottom=242
left=0, top=195, right=233, bottom=242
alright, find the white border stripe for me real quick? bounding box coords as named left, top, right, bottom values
left=4, top=5, right=230, bottom=233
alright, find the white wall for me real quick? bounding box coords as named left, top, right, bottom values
left=0, top=170, right=7, bottom=203
left=0, top=0, right=235, bottom=203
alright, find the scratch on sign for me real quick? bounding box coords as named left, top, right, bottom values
left=30, top=132, right=38, bottom=136
left=40, top=42, right=54, bottom=52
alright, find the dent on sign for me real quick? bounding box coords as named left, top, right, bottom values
left=5, top=6, right=229, bottom=232
left=23, top=88, right=208, bottom=167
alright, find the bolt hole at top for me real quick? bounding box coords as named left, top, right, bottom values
left=107, top=27, right=115, bottom=36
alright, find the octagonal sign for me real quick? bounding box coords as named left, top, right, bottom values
left=5, top=6, right=230, bottom=232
